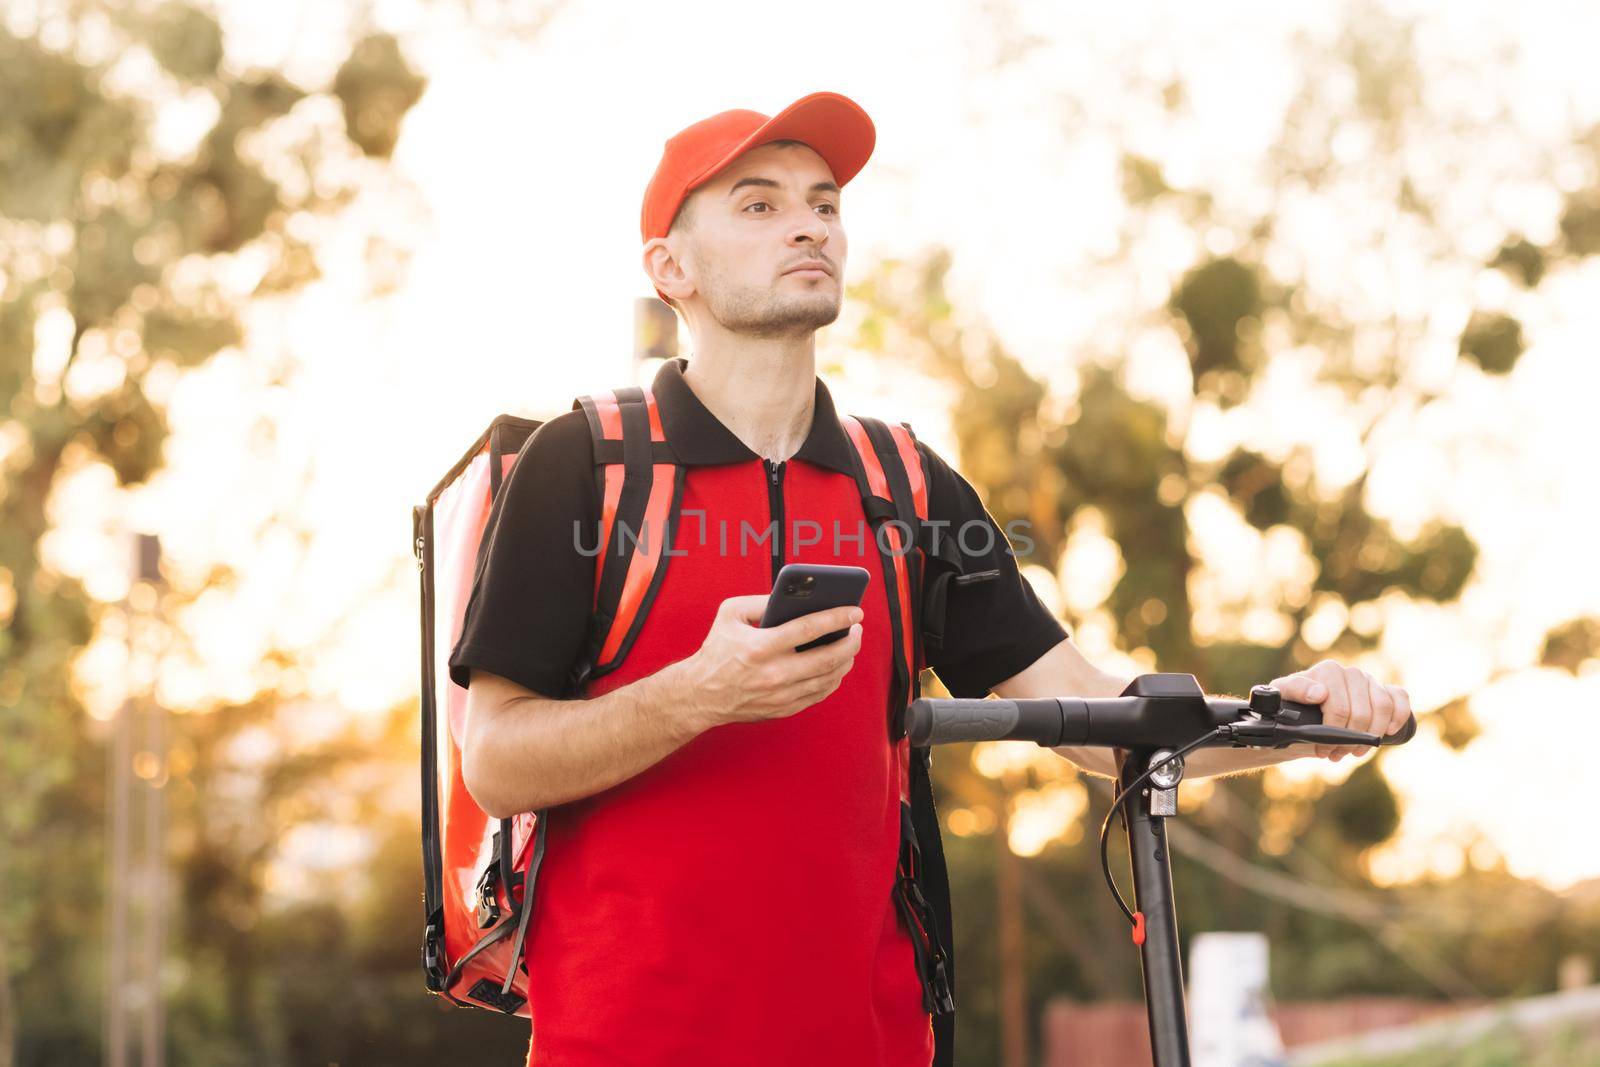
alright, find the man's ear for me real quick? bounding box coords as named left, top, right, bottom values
left=643, top=237, right=694, bottom=305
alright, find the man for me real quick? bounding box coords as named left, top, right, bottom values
left=449, top=91, right=1411, bottom=1066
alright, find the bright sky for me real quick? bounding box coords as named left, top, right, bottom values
left=37, top=0, right=1600, bottom=891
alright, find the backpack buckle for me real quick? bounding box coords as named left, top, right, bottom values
left=893, top=874, right=955, bottom=1016
left=898, top=872, right=932, bottom=915
left=422, top=920, right=447, bottom=990
left=928, top=954, right=955, bottom=1015
left=475, top=865, right=502, bottom=928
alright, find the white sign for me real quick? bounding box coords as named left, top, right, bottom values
left=1188, top=932, right=1287, bottom=1067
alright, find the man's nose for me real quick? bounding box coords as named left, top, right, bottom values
left=790, top=217, right=829, bottom=246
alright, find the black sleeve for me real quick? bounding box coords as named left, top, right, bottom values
left=916, top=438, right=1068, bottom=698
left=446, top=409, right=597, bottom=699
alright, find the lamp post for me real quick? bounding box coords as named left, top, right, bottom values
left=106, top=533, right=166, bottom=1067
left=634, top=295, right=678, bottom=377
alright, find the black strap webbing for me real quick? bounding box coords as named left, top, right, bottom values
left=415, top=504, right=446, bottom=989
left=841, top=478, right=909, bottom=737
left=859, top=416, right=926, bottom=737
left=592, top=388, right=652, bottom=663
left=503, top=812, right=549, bottom=994
left=911, top=745, right=956, bottom=1066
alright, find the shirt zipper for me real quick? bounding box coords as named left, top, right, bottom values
left=764, top=457, right=786, bottom=584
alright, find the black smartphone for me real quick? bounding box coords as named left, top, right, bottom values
left=759, top=563, right=870, bottom=651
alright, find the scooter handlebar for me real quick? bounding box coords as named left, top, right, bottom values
left=905, top=688, right=1418, bottom=750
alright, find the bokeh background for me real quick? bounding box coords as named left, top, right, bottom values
left=4, top=0, right=1600, bottom=1064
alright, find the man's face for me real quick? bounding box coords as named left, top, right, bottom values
left=663, top=140, right=846, bottom=338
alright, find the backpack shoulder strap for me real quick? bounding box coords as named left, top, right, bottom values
left=839, top=413, right=957, bottom=1055
left=569, top=385, right=685, bottom=693
left=483, top=392, right=684, bottom=999
left=837, top=413, right=927, bottom=739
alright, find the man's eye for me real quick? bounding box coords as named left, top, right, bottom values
left=742, top=202, right=839, bottom=215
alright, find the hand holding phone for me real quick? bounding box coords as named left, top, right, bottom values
left=759, top=563, right=870, bottom=651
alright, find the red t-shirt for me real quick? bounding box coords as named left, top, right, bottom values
left=449, top=357, right=1068, bottom=1065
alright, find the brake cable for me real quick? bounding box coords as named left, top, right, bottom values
left=1098, top=726, right=1231, bottom=927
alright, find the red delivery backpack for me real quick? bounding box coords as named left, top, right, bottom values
left=413, top=384, right=985, bottom=1066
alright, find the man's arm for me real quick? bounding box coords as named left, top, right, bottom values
left=462, top=661, right=705, bottom=818
left=461, top=597, right=865, bottom=818
left=989, top=636, right=1310, bottom=780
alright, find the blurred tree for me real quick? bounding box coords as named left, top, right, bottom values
left=2, top=0, right=565, bottom=1058
left=0, top=1, right=555, bottom=1062
left=152, top=694, right=532, bottom=1065
left=847, top=2, right=1600, bottom=1061
left=1540, top=616, right=1600, bottom=675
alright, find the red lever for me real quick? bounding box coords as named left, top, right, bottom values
left=1131, top=911, right=1146, bottom=946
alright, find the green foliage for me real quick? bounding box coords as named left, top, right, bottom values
left=334, top=34, right=428, bottom=159
left=0, top=4, right=431, bottom=1061
left=1218, top=449, right=1292, bottom=531
left=1489, top=237, right=1547, bottom=288
left=0, top=32, right=138, bottom=222
left=1560, top=189, right=1600, bottom=258
left=1201, top=641, right=1300, bottom=704
left=1121, top=154, right=1171, bottom=205
left=1429, top=696, right=1481, bottom=751
left=1459, top=311, right=1526, bottom=375
left=1051, top=366, right=1195, bottom=657
left=1337, top=4, right=1422, bottom=133
left=177, top=74, right=307, bottom=255
left=78, top=382, right=169, bottom=486
left=1398, top=524, right=1479, bottom=601
left=1320, top=758, right=1400, bottom=850
left=1540, top=616, right=1600, bottom=674
left=1303, top=503, right=1477, bottom=607
left=1169, top=256, right=1265, bottom=385
left=141, top=303, right=245, bottom=369
left=120, top=2, right=226, bottom=82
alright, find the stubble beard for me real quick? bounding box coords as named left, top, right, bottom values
left=700, top=260, right=841, bottom=339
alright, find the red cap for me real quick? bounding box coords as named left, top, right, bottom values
left=640, top=91, right=876, bottom=303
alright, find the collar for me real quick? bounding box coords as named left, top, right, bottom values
left=651, top=356, right=858, bottom=477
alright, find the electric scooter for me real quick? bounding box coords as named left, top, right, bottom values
left=905, top=672, right=1419, bottom=1067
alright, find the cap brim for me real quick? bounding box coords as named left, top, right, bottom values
left=686, top=90, right=876, bottom=195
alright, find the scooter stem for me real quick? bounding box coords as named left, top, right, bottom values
left=1118, top=747, right=1192, bottom=1067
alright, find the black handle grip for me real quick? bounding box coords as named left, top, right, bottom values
left=905, top=697, right=1072, bottom=746
left=906, top=698, right=1019, bottom=745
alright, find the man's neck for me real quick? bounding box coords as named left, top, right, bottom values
left=680, top=339, right=817, bottom=465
